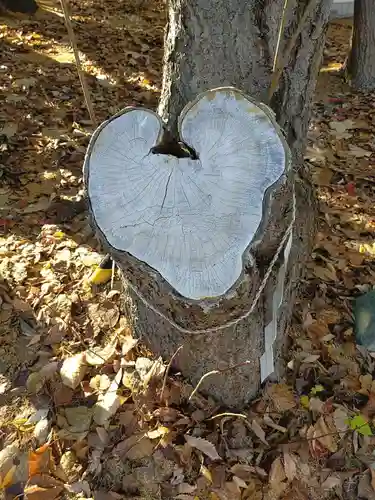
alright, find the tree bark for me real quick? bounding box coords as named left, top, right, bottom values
left=348, top=0, right=375, bottom=91
left=85, top=0, right=333, bottom=409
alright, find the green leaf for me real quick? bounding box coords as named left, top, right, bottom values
left=347, top=415, right=373, bottom=436
left=310, top=384, right=324, bottom=396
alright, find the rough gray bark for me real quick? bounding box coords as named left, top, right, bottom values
left=348, top=0, right=375, bottom=91
left=87, top=0, right=333, bottom=409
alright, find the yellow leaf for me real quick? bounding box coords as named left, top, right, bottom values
left=200, top=464, right=212, bottom=483
left=300, top=395, right=309, bottom=409
left=146, top=426, right=170, bottom=439
left=13, top=418, right=35, bottom=432
left=0, top=465, right=16, bottom=489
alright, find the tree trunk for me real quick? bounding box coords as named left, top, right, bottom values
left=85, top=0, right=333, bottom=409
left=348, top=0, right=375, bottom=91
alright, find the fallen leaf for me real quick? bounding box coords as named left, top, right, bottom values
left=24, top=474, right=63, bottom=500
left=96, top=427, right=109, bottom=445
left=348, top=414, right=373, bottom=436
left=302, top=354, right=321, bottom=364
left=283, top=452, right=297, bottom=482
left=85, top=337, right=118, bottom=366
left=146, top=426, right=170, bottom=439
left=44, top=323, right=67, bottom=345
left=13, top=77, right=37, bottom=89
left=232, top=464, right=257, bottom=481
left=0, top=465, right=16, bottom=489
left=267, top=383, right=296, bottom=412
left=184, top=435, right=221, bottom=461
left=313, top=265, right=337, bottom=281
left=1, top=123, right=17, bottom=138
left=21, top=198, right=51, bottom=214
left=250, top=419, right=268, bottom=445
left=64, top=480, right=91, bottom=496
left=65, top=406, right=93, bottom=433
left=93, top=391, right=124, bottom=426
left=121, top=336, right=139, bottom=357
left=370, top=468, right=375, bottom=492
left=269, top=457, right=286, bottom=493
left=87, top=301, right=119, bottom=331
left=33, top=418, right=51, bottom=446
left=232, top=475, right=248, bottom=489
left=329, top=119, right=354, bottom=138
left=333, top=407, right=349, bottom=433
left=60, top=353, right=87, bottom=389
left=26, top=372, right=44, bottom=394
left=115, top=434, right=154, bottom=460
left=315, top=416, right=338, bottom=452
left=314, top=167, right=333, bottom=186
left=348, top=144, right=372, bottom=157
left=28, top=444, right=52, bottom=478
left=321, top=474, right=341, bottom=491
left=200, top=464, right=213, bottom=483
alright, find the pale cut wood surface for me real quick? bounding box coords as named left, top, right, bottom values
left=85, top=87, right=287, bottom=300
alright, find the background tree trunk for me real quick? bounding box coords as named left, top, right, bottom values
left=347, top=0, right=375, bottom=90
left=87, top=0, right=333, bottom=409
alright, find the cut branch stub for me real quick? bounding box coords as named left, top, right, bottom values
left=85, top=87, right=290, bottom=305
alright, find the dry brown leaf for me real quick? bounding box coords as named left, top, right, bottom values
left=121, top=336, right=139, bottom=357
left=184, top=435, right=221, bottom=461
left=333, top=407, right=349, bottom=433
left=302, top=354, right=321, bottom=364
left=370, top=468, right=375, bottom=492
left=348, top=144, right=372, bottom=157
left=269, top=456, right=287, bottom=497
left=242, top=477, right=263, bottom=500
left=60, top=353, right=87, bottom=389
left=267, top=384, right=296, bottom=412
left=93, top=392, right=123, bottom=426
left=313, top=265, right=337, bottom=281
left=315, top=416, right=338, bottom=453
left=115, top=434, right=154, bottom=460
left=230, top=464, right=254, bottom=482
left=85, top=336, right=118, bottom=366
left=232, top=475, right=248, bottom=489
left=329, top=119, right=354, bottom=138
left=59, top=406, right=92, bottom=441
left=283, top=452, right=297, bottom=482
left=251, top=419, right=268, bottom=445
left=315, top=167, right=333, bottom=186
left=24, top=474, right=63, bottom=500
left=321, top=474, right=341, bottom=491
left=88, top=301, right=119, bottom=330
left=43, top=323, right=67, bottom=345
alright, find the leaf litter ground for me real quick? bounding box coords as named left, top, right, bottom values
left=0, top=5, right=374, bottom=499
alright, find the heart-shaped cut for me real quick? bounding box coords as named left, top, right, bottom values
left=85, top=87, right=288, bottom=300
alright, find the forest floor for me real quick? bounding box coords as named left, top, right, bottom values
left=0, top=2, right=375, bottom=499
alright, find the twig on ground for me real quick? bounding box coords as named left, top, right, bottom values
left=60, top=0, right=97, bottom=126
left=160, top=345, right=183, bottom=402
left=189, top=360, right=251, bottom=401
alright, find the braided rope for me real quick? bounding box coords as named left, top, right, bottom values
left=122, top=189, right=296, bottom=336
